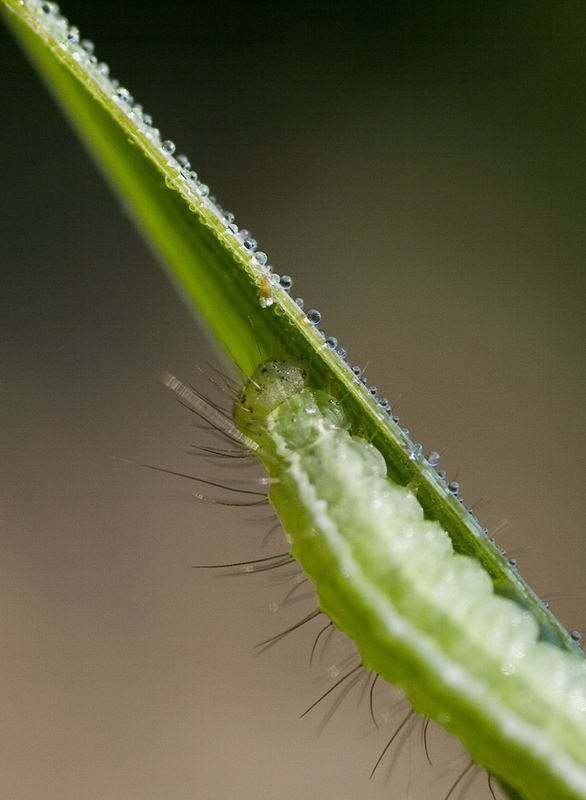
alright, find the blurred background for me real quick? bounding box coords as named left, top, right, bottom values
left=2, top=1, right=585, bottom=798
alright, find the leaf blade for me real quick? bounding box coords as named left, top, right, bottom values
left=2, top=0, right=579, bottom=659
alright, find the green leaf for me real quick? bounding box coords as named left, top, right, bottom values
left=3, top=3, right=584, bottom=799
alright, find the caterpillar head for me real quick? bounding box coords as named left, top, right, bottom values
left=235, top=360, right=307, bottom=430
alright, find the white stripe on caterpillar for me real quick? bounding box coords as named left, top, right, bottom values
left=233, top=359, right=586, bottom=800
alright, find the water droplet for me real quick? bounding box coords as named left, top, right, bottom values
left=223, top=211, right=235, bottom=224
left=378, top=398, right=390, bottom=410
left=97, top=61, right=109, bottom=77
left=306, top=309, right=321, bottom=325
left=255, top=251, right=268, bottom=266
left=508, top=558, right=517, bottom=569
left=280, top=275, right=293, bottom=290
left=411, top=443, right=423, bottom=460
left=67, top=26, right=79, bottom=44
left=176, top=153, right=190, bottom=168
left=161, top=140, right=176, bottom=156
left=336, top=347, right=347, bottom=359
left=115, top=87, right=132, bottom=104
left=436, top=469, right=447, bottom=480
left=426, top=451, right=440, bottom=467
left=81, top=39, right=94, bottom=55
left=325, top=336, right=338, bottom=349
left=142, top=113, right=153, bottom=126
left=198, top=183, right=210, bottom=196
left=243, top=237, right=257, bottom=251
left=295, top=297, right=305, bottom=309
left=447, top=481, right=460, bottom=495
left=351, top=366, right=361, bottom=377
left=368, top=385, right=378, bottom=396
left=571, top=630, right=582, bottom=643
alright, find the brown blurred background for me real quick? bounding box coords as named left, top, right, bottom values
left=2, top=1, right=585, bottom=798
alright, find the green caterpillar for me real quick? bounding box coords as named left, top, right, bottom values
left=4, top=2, right=583, bottom=796
left=233, top=359, right=586, bottom=800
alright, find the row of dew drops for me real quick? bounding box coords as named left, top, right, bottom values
left=24, top=1, right=582, bottom=639
left=26, top=0, right=450, bottom=476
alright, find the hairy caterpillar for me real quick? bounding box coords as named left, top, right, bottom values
left=194, top=358, right=586, bottom=800
left=5, top=3, right=584, bottom=798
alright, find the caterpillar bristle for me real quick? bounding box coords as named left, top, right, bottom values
left=443, top=760, right=476, bottom=800
left=369, top=708, right=415, bottom=780
left=254, top=608, right=322, bottom=653
left=191, top=551, right=291, bottom=571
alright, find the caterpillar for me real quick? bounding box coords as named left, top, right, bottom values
left=5, top=3, right=584, bottom=797
left=173, top=358, right=586, bottom=800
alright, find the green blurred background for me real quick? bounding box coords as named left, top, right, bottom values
left=2, top=1, right=585, bottom=798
